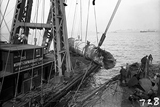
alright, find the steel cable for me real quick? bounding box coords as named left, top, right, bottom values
left=0, top=0, right=10, bottom=27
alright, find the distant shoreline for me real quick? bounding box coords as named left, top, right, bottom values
left=109, top=30, right=160, bottom=33
left=140, top=30, right=156, bottom=33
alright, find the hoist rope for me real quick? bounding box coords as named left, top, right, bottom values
left=93, top=6, right=98, bottom=45
left=29, top=0, right=42, bottom=45
left=42, top=0, right=45, bottom=27
left=71, top=0, right=78, bottom=38
left=0, top=0, right=10, bottom=27
left=40, top=0, right=45, bottom=104
left=28, top=0, right=41, bottom=101
left=66, top=0, right=73, bottom=20
left=80, top=0, right=82, bottom=40
left=34, top=0, right=40, bottom=45
left=76, top=18, right=81, bottom=39
left=38, top=0, right=45, bottom=45
left=84, top=0, right=91, bottom=44
left=29, top=19, right=43, bottom=45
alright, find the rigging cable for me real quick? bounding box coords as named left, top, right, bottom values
left=0, top=0, right=43, bottom=104
left=72, top=61, right=93, bottom=102
left=0, top=10, right=11, bottom=35
left=29, top=0, right=40, bottom=101
left=93, top=3, right=99, bottom=45
left=71, top=0, right=78, bottom=38
left=38, top=0, right=45, bottom=45
left=0, top=49, right=10, bottom=96
left=66, top=0, right=73, bottom=19
left=34, top=0, right=40, bottom=45
left=76, top=18, right=81, bottom=39
left=84, top=0, right=91, bottom=44
left=13, top=50, right=24, bottom=100
left=0, top=36, right=24, bottom=97
left=12, top=3, right=39, bottom=97
left=40, top=0, right=45, bottom=104
left=0, top=0, right=10, bottom=27
left=0, top=44, right=28, bottom=104
left=30, top=0, right=42, bottom=45
left=29, top=19, right=43, bottom=45
left=47, top=60, right=54, bottom=83
left=0, top=0, right=14, bottom=95
left=80, top=0, right=82, bottom=40
left=0, top=5, right=15, bottom=29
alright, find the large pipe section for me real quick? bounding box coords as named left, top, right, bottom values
left=68, top=38, right=116, bottom=69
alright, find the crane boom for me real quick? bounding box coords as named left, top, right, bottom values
left=98, top=0, right=121, bottom=47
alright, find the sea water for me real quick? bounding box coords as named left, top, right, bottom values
left=87, top=32, right=160, bottom=85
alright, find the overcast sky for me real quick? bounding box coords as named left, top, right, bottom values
left=66, top=0, right=160, bottom=33
left=1, top=0, right=160, bottom=40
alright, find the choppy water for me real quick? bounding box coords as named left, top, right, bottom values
left=88, top=32, right=160, bottom=85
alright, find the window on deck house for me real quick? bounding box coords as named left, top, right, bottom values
left=35, top=49, right=41, bottom=57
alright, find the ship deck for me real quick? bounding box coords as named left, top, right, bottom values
left=2, top=53, right=101, bottom=107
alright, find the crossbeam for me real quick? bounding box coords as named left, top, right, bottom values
left=16, top=22, right=52, bottom=29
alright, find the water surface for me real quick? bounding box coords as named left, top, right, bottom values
left=90, top=32, right=160, bottom=85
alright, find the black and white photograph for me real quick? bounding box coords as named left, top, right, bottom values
left=0, top=0, right=160, bottom=107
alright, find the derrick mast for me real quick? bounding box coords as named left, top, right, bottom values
left=10, top=0, right=33, bottom=43
left=10, top=0, right=71, bottom=76
left=42, top=0, right=71, bottom=76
